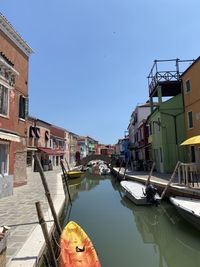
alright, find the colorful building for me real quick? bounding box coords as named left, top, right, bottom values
left=0, top=13, right=32, bottom=197
left=147, top=59, right=191, bottom=173
left=69, top=132, right=78, bottom=166
left=181, top=57, right=200, bottom=163
left=128, top=102, right=153, bottom=163
left=50, top=125, right=66, bottom=167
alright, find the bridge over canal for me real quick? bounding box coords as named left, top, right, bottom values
left=80, top=154, right=112, bottom=166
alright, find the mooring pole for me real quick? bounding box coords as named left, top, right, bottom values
left=161, top=161, right=181, bottom=200
left=118, top=159, right=123, bottom=179
left=35, top=201, right=58, bottom=267
left=34, top=155, right=62, bottom=235
left=60, top=160, right=72, bottom=204
left=65, top=158, right=71, bottom=171
left=122, top=160, right=129, bottom=180
left=145, top=162, right=155, bottom=186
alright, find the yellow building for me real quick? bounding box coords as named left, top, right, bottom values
left=181, top=57, right=200, bottom=162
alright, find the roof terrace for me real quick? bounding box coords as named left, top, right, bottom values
left=148, top=59, right=194, bottom=97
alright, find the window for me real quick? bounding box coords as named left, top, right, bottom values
left=0, top=84, right=9, bottom=116
left=0, top=142, right=9, bottom=175
left=185, top=80, right=191, bottom=94
left=19, top=95, right=28, bottom=119
left=188, top=111, right=193, bottom=129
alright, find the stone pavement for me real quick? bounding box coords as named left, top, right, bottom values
left=0, top=167, right=66, bottom=266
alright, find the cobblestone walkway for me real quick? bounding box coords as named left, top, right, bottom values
left=0, top=168, right=63, bottom=265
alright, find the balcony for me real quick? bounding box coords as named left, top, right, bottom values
left=148, top=59, right=194, bottom=97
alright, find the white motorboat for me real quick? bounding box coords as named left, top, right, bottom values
left=170, top=196, right=200, bottom=231
left=120, top=180, right=161, bottom=205
left=99, top=167, right=110, bottom=175
left=99, top=164, right=110, bottom=175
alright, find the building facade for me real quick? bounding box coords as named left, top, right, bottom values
left=128, top=103, right=152, bottom=164
left=69, top=132, right=78, bottom=166
left=0, top=14, right=32, bottom=197
left=50, top=125, right=65, bottom=167
left=147, top=59, right=190, bottom=173
left=181, top=57, right=200, bottom=163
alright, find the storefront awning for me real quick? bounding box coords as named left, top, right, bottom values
left=37, top=147, right=65, bottom=156
left=0, top=131, right=20, bottom=142
left=180, top=135, right=200, bottom=146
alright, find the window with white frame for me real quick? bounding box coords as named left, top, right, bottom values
left=0, top=84, right=9, bottom=116
left=0, top=142, right=9, bottom=175
left=185, top=79, right=191, bottom=94
left=188, top=111, right=193, bottom=129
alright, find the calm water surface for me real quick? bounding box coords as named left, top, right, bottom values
left=62, top=170, right=200, bottom=267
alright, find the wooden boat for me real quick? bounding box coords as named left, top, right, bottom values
left=170, top=196, right=200, bottom=231
left=66, top=170, right=84, bottom=179
left=59, top=221, right=101, bottom=267
left=120, top=180, right=161, bottom=205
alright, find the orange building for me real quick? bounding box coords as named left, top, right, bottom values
left=181, top=57, right=200, bottom=163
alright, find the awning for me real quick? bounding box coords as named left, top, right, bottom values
left=37, top=147, right=65, bottom=156
left=180, top=135, right=200, bottom=146
left=0, top=131, right=20, bottom=142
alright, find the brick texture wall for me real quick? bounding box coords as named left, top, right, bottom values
left=14, top=151, right=27, bottom=186
left=0, top=28, right=29, bottom=185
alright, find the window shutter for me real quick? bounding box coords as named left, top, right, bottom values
left=25, top=97, right=29, bottom=119
left=19, top=95, right=22, bottom=118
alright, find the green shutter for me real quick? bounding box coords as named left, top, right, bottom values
left=25, top=97, right=29, bottom=119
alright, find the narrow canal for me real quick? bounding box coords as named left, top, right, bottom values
left=62, top=169, right=200, bottom=267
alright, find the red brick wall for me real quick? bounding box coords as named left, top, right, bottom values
left=50, top=126, right=65, bottom=138
left=0, top=28, right=29, bottom=184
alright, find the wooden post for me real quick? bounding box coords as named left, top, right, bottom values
left=122, top=160, right=129, bottom=180
left=35, top=202, right=58, bottom=267
left=60, top=160, right=72, bottom=204
left=65, top=158, right=71, bottom=171
left=34, top=155, right=62, bottom=236
left=118, top=159, right=123, bottom=179
left=145, top=162, right=155, bottom=186
left=161, top=161, right=181, bottom=200
left=130, top=161, right=134, bottom=171
left=43, top=253, right=50, bottom=267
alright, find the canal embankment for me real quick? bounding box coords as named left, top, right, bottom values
left=112, top=167, right=200, bottom=199
left=0, top=168, right=68, bottom=267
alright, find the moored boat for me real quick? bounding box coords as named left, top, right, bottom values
left=170, top=196, right=200, bottom=231
left=120, top=180, right=161, bottom=205
left=59, top=221, right=101, bottom=267
left=66, top=170, right=84, bottom=179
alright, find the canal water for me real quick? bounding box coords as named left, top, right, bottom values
left=62, top=170, right=200, bottom=267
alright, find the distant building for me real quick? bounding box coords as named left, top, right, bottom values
left=69, top=132, right=78, bottom=166
left=50, top=125, right=65, bottom=167
left=128, top=102, right=153, bottom=163
left=0, top=13, right=32, bottom=198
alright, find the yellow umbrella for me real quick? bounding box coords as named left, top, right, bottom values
left=180, top=135, right=200, bottom=146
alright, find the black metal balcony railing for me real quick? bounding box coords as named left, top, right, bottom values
left=148, top=59, right=195, bottom=96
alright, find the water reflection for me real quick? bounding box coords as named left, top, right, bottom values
left=121, top=196, right=200, bottom=267
left=63, top=171, right=200, bottom=267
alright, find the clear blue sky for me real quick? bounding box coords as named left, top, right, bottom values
left=1, top=1, right=200, bottom=144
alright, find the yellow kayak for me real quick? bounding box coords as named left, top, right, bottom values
left=66, top=171, right=84, bottom=179
left=59, top=221, right=101, bottom=267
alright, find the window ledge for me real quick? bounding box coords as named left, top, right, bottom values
left=0, top=114, right=9, bottom=119
left=18, top=118, right=26, bottom=122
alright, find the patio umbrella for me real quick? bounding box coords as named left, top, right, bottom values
left=180, top=135, right=200, bottom=146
